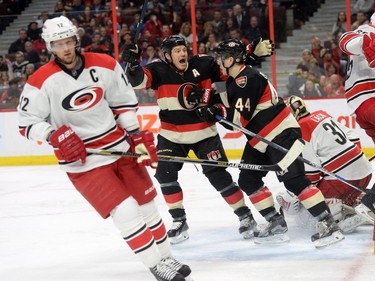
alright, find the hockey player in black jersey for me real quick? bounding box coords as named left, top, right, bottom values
left=196, top=39, right=345, bottom=248
left=122, top=35, right=273, bottom=244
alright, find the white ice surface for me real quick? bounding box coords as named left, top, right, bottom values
left=0, top=163, right=374, bottom=281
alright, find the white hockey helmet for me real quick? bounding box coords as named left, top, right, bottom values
left=42, top=16, right=79, bottom=51
left=371, top=12, right=375, bottom=24
left=286, top=95, right=310, bottom=121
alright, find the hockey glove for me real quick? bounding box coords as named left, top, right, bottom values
left=186, top=86, right=213, bottom=105
left=362, top=32, right=375, bottom=67
left=48, top=125, right=87, bottom=163
left=247, top=37, right=274, bottom=59
left=196, top=104, right=227, bottom=123
left=128, top=130, right=158, bottom=168
left=122, top=44, right=142, bottom=68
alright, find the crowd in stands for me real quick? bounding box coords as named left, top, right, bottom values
left=287, top=1, right=375, bottom=98
left=0, top=0, right=374, bottom=110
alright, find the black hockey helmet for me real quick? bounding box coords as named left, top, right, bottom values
left=161, top=35, right=187, bottom=59
left=216, top=39, right=247, bottom=63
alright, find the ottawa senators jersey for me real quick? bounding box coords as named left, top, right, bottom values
left=224, top=66, right=299, bottom=152
left=133, top=55, right=227, bottom=144
left=298, top=110, right=373, bottom=182
left=18, top=52, right=139, bottom=173
left=339, top=24, right=375, bottom=113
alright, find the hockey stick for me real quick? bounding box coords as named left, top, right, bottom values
left=215, top=115, right=375, bottom=195
left=86, top=148, right=298, bottom=172
left=124, top=0, right=148, bottom=74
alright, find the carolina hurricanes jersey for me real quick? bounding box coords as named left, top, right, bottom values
left=132, top=55, right=227, bottom=144
left=298, top=110, right=373, bottom=182
left=224, top=66, right=299, bottom=152
left=339, top=24, right=375, bottom=114
left=18, top=52, right=139, bottom=173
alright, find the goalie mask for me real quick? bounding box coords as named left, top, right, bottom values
left=42, top=16, right=80, bottom=52
left=286, top=95, right=310, bottom=121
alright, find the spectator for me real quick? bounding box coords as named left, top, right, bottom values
left=211, top=9, right=226, bottom=36
left=298, top=79, right=326, bottom=98
left=323, top=74, right=345, bottom=97
left=130, top=13, right=144, bottom=36
left=223, top=17, right=235, bottom=39
left=24, top=41, right=40, bottom=64
left=229, top=28, right=250, bottom=47
left=91, top=0, right=104, bottom=15
left=297, top=49, right=321, bottom=77
left=0, top=78, right=21, bottom=106
left=332, top=11, right=347, bottom=41
left=52, top=0, right=66, bottom=18
left=8, top=28, right=28, bottom=54
left=34, top=49, right=49, bottom=70
left=32, top=34, right=47, bottom=53
left=319, top=48, right=341, bottom=76
left=231, top=4, right=249, bottom=30
left=205, top=32, right=220, bottom=57
left=69, top=0, right=85, bottom=20
left=352, top=10, right=369, bottom=30
left=96, top=1, right=112, bottom=26
left=78, top=5, right=95, bottom=29
left=140, top=44, right=159, bottom=67
left=77, top=27, right=92, bottom=50
left=12, top=51, right=29, bottom=79
left=310, top=35, right=323, bottom=62
left=161, top=24, right=172, bottom=41
left=179, top=22, right=197, bottom=47
left=199, top=21, right=217, bottom=43
left=353, top=0, right=374, bottom=19
left=143, top=12, right=162, bottom=39
left=0, top=71, right=10, bottom=88
left=245, top=16, right=264, bottom=43
left=38, top=11, right=50, bottom=24
left=84, top=32, right=109, bottom=54
left=0, top=55, right=9, bottom=72
left=27, top=21, right=41, bottom=41
left=197, top=41, right=208, bottom=55
left=22, top=63, right=36, bottom=84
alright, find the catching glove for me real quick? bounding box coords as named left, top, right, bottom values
left=186, top=86, right=213, bottom=105
left=196, top=104, right=227, bottom=123
left=362, top=32, right=375, bottom=67
left=247, top=37, right=274, bottom=58
left=48, top=125, right=87, bottom=163
left=128, top=130, right=158, bottom=168
left=122, top=44, right=142, bottom=68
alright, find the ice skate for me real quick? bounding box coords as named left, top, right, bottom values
left=311, top=214, right=345, bottom=248
left=238, top=212, right=257, bottom=239
left=254, top=214, right=289, bottom=244
left=167, top=218, right=189, bottom=244
left=354, top=202, right=375, bottom=224
left=162, top=256, right=193, bottom=281
left=150, top=260, right=185, bottom=281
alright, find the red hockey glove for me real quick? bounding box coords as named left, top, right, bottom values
left=48, top=125, right=86, bottom=163
left=362, top=32, right=375, bottom=67
left=186, top=86, right=214, bottom=105
left=196, top=104, right=227, bottom=123
left=128, top=131, right=158, bottom=168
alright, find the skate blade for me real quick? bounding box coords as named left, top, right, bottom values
left=169, top=231, right=189, bottom=245
left=254, top=233, right=290, bottom=244
left=313, top=230, right=345, bottom=248
left=338, top=215, right=366, bottom=234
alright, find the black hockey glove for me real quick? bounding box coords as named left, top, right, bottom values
left=186, top=86, right=214, bottom=105
left=122, top=44, right=141, bottom=68
left=196, top=104, right=227, bottom=123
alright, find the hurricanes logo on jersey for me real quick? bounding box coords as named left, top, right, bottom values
left=62, top=86, right=104, bottom=112
left=235, top=76, right=247, bottom=88
left=177, top=82, right=200, bottom=111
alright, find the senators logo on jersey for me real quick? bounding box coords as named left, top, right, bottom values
left=62, top=85, right=104, bottom=112
left=177, top=82, right=200, bottom=111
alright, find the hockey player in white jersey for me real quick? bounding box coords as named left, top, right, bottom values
left=281, top=96, right=374, bottom=233
left=17, top=16, right=192, bottom=281
left=339, top=13, right=375, bottom=143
